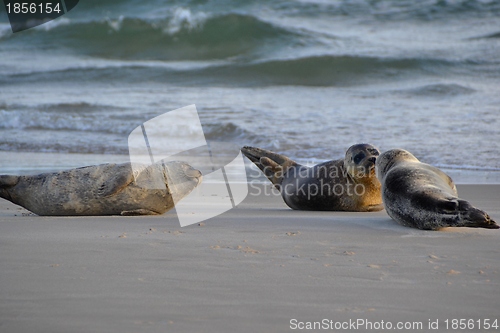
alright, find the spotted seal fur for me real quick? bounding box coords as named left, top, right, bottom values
left=242, top=144, right=383, bottom=212
left=376, top=149, right=498, bottom=230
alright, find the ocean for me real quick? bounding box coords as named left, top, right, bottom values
left=1, top=0, right=500, bottom=183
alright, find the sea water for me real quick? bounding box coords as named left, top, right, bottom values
left=1, top=0, right=500, bottom=183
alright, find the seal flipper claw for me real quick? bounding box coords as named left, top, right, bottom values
left=121, top=209, right=160, bottom=216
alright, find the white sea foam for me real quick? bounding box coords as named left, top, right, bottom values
left=0, top=23, right=12, bottom=39
left=33, top=17, right=71, bottom=31
left=106, top=15, right=124, bottom=32
left=163, top=7, right=208, bottom=35
left=0, top=109, right=132, bottom=134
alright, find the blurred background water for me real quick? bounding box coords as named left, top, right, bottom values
left=1, top=0, right=500, bottom=182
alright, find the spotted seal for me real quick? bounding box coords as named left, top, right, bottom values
left=0, top=161, right=202, bottom=216
left=241, top=144, right=383, bottom=211
left=376, top=148, right=498, bottom=230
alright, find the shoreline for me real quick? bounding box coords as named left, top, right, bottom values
left=2, top=151, right=500, bottom=184
left=0, top=184, right=499, bottom=332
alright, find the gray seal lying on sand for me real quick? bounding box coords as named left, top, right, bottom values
left=376, top=148, right=498, bottom=230
left=241, top=144, right=383, bottom=212
left=0, top=161, right=202, bottom=216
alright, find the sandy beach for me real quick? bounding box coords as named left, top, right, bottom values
left=0, top=183, right=499, bottom=333
left=2, top=1, right=500, bottom=332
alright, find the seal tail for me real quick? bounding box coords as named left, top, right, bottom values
left=0, top=175, right=19, bottom=202
left=457, top=200, right=499, bottom=229
left=241, top=146, right=298, bottom=189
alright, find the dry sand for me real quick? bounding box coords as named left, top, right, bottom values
left=0, top=184, right=499, bottom=333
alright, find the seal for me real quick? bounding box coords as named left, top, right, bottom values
left=0, top=160, right=202, bottom=216
left=241, top=144, right=383, bottom=212
left=376, top=149, right=499, bottom=230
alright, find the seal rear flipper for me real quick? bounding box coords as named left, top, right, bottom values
left=241, top=146, right=299, bottom=168
left=0, top=175, right=19, bottom=188
left=259, top=157, right=282, bottom=188
left=241, top=146, right=299, bottom=188
left=0, top=175, right=19, bottom=201
left=457, top=200, right=499, bottom=229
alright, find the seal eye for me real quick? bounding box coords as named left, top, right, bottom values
left=353, top=153, right=365, bottom=164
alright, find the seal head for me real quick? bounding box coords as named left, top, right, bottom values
left=345, top=143, right=380, bottom=179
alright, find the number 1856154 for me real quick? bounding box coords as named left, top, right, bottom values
left=5, top=2, right=62, bottom=14
left=444, top=319, right=498, bottom=330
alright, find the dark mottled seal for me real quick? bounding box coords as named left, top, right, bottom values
left=376, top=149, right=498, bottom=230
left=241, top=144, right=383, bottom=212
left=0, top=161, right=202, bottom=216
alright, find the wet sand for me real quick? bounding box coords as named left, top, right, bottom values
left=0, top=184, right=499, bottom=333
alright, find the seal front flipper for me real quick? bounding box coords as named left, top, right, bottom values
left=96, top=165, right=135, bottom=197
left=241, top=146, right=299, bottom=188
left=408, top=192, right=458, bottom=214
left=438, top=199, right=459, bottom=213
left=121, top=209, right=160, bottom=216
left=366, top=203, right=384, bottom=212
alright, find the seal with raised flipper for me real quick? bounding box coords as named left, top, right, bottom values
left=376, top=148, right=499, bottom=230
left=0, top=160, right=202, bottom=216
left=241, top=144, right=383, bottom=212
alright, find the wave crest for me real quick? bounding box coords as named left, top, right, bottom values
left=3, top=55, right=460, bottom=87
left=6, top=12, right=301, bottom=61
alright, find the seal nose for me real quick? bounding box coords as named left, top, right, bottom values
left=368, top=156, right=377, bottom=165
